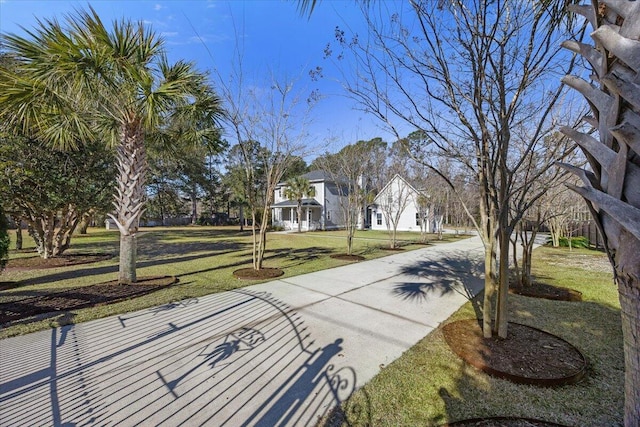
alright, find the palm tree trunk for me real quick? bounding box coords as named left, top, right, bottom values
left=111, top=118, right=147, bottom=284
left=615, top=232, right=640, bottom=426
left=618, top=272, right=640, bottom=426
left=561, top=3, right=640, bottom=423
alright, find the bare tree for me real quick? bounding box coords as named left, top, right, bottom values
left=326, top=0, right=580, bottom=338
left=375, top=174, right=415, bottom=249
left=315, top=139, right=384, bottom=255
left=215, top=47, right=315, bottom=269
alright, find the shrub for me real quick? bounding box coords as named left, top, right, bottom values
left=546, top=235, right=590, bottom=248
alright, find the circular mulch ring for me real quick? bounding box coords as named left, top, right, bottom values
left=510, top=282, right=582, bottom=302
left=233, top=267, right=284, bottom=280
left=442, top=319, right=587, bottom=386
left=442, top=417, right=569, bottom=426
left=0, top=276, right=178, bottom=324
left=330, top=254, right=365, bottom=261
left=6, top=253, right=114, bottom=270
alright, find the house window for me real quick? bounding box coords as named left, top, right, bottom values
left=327, top=211, right=331, bottom=221
left=416, top=212, right=420, bottom=226
left=278, top=188, right=282, bottom=198
left=387, top=194, right=393, bottom=205
left=377, top=213, right=382, bottom=225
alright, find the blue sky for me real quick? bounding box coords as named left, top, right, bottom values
left=0, top=0, right=403, bottom=156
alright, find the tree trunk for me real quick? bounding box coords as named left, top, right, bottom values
left=191, top=195, right=197, bottom=225
left=618, top=273, right=640, bottom=426
left=12, top=216, right=22, bottom=250
left=119, top=234, right=137, bottom=284
left=482, top=242, right=497, bottom=338
left=111, top=118, right=147, bottom=284
left=561, top=3, right=640, bottom=423
left=255, top=206, right=270, bottom=270
left=615, top=231, right=640, bottom=426
left=78, top=210, right=94, bottom=235
left=496, top=226, right=511, bottom=338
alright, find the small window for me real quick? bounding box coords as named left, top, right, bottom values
left=327, top=211, right=332, bottom=221
left=377, top=213, right=382, bottom=225
left=416, top=212, right=420, bottom=226
left=387, top=194, right=393, bottom=205
left=278, top=188, right=282, bottom=198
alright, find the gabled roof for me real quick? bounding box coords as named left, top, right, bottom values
left=276, top=170, right=336, bottom=187
left=373, top=174, right=426, bottom=203
left=301, top=170, right=334, bottom=182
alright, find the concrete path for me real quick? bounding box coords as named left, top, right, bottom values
left=0, top=236, right=486, bottom=427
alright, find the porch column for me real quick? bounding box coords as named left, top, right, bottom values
left=306, top=207, right=310, bottom=230
left=290, top=208, right=294, bottom=229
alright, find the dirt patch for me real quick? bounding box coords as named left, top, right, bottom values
left=510, top=282, right=582, bottom=302
left=233, top=267, right=284, bottom=280
left=443, top=417, right=569, bottom=426
left=442, top=319, right=587, bottom=386
left=6, top=253, right=114, bottom=270
left=0, top=276, right=177, bottom=324
left=330, top=254, right=365, bottom=261
left=379, top=246, right=405, bottom=251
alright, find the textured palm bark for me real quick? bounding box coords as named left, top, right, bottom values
left=110, top=118, right=147, bottom=284
left=617, top=234, right=640, bottom=426
left=561, top=2, right=640, bottom=425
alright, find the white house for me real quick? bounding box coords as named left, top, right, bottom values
left=370, top=174, right=439, bottom=233
left=272, top=170, right=347, bottom=231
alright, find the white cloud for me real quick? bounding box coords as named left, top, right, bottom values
left=154, top=4, right=164, bottom=11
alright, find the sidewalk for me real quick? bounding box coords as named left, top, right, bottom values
left=0, top=236, right=486, bottom=427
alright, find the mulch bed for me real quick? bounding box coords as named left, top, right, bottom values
left=6, top=253, right=114, bottom=270
left=510, top=282, right=582, bottom=302
left=442, top=417, right=569, bottom=426
left=233, top=267, right=284, bottom=280
left=0, top=276, right=177, bottom=324
left=442, top=319, right=587, bottom=386
left=330, top=254, right=365, bottom=261
left=379, top=246, right=405, bottom=251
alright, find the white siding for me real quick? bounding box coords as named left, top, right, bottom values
left=371, top=175, right=425, bottom=232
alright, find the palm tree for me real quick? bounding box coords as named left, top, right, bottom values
left=560, top=2, right=640, bottom=425
left=284, top=176, right=316, bottom=233
left=0, top=7, right=223, bottom=284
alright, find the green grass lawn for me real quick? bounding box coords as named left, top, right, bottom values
left=326, top=245, right=623, bottom=426
left=0, top=226, right=461, bottom=339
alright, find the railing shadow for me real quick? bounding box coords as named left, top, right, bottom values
left=0, top=289, right=356, bottom=426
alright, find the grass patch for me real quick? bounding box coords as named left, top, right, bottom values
left=0, top=226, right=460, bottom=339
left=327, top=245, right=622, bottom=427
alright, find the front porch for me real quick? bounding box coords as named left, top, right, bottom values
left=272, top=199, right=322, bottom=231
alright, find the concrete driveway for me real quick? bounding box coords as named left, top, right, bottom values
left=0, top=236, right=485, bottom=427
